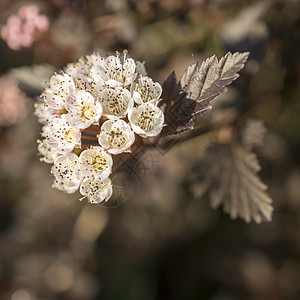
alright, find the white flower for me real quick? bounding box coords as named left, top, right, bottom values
left=53, top=180, right=80, bottom=194
left=99, top=119, right=135, bottom=155
left=65, top=90, right=102, bottom=129
left=35, top=50, right=168, bottom=204
left=131, top=76, right=162, bottom=104
left=87, top=54, right=106, bottom=86
left=34, top=101, right=59, bottom=124
left=80, top=177, right=113, bottom=203
left=78, top=146, right=113, bottom=180
left=37, top=138, right=60, bottom=163
left=45, top=114, right=81, bottom=154
left=42, top=73, right=75, bottom=110
left=128, top=101, right=164, bottom=137
left=65, top=56, right=100, bottom=94
left=51, top=153, right=81, bottom=193
left=65, top=58, right=90, bottom=82
left=86, top=52, right=106, bottom=69
left=90, top=53, right=136, bottom=87
left=98, top=86, right=133, bottom=119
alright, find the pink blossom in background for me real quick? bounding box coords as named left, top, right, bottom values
left=1, top=5, right=49, bottom=50
left=0, top=76, right=29, bottom=126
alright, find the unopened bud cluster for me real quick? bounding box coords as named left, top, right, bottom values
left=35, top=51, right=164, bottom=203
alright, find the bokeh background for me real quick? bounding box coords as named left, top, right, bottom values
left=0, top=0, right=300, bottom=299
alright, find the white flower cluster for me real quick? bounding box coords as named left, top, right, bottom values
left=35, top=51, right=164, bottom=204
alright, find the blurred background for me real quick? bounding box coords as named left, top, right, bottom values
left=0, top=0, right=300, bottom=299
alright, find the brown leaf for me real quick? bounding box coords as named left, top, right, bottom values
left=181, top=52, right=249, bottom=106
left=159, top=72, right=196, bottom=136
left=192, top=142, right=273, bottom=224
left=160, top=52, right=249, bottom=136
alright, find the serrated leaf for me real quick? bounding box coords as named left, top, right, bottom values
left=160, top=52, right=249, bottom=136
left=180, top=62, right=199, bottom=91
left=192, top=142, right=273, bottom=224
left=160, top=72, right=196, bottom=136
left=180, top=52, right=249, bottom=105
